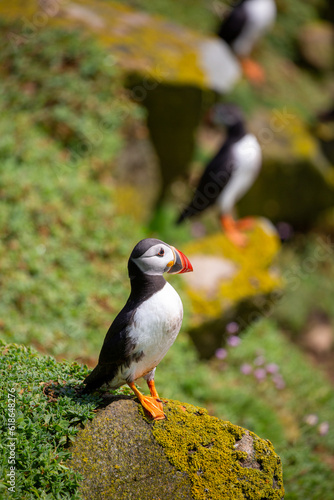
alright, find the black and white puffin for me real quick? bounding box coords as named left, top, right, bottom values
left=217, top=0, right=276, bottom=82
left=177, top=104, right=262, bottom=246
left=84, top=238, right=193, bottom=420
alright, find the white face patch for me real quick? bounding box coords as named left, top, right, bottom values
left=132, top=244, right=175, bottom=276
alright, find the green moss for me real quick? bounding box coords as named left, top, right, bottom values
left=152, top=400, right=284, bottom=499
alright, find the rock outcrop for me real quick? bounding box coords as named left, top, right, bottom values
left=238, top=112, right=334, bottom=230
left=69, top=398, right=284, bottom=499
left=2, top=0, right=240, bottom=93
left=180, top=219, right=282, bottom=358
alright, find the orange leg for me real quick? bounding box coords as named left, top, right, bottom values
left=240, top=58, right=265, bottom=84
left=128, top=382, right=165, bottom=421
left=147, top=379, right=161, bottom=400
left=221, top=214, right=248, bottom=247
left=236, top=216, right=256, bottom=231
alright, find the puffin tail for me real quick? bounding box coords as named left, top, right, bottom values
left=176, top=211, right=186, bottom=225
left=176, top=206, right=193, bottom=225
left=82, top=364, right=113, bottom=394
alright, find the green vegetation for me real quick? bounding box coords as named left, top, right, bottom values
left=0, top=22, right=145, bottom=360
left=0, top=341, right=101, bottom=499
left=0, top=0, right=334, bottom=498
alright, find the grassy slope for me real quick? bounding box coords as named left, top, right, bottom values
left=0, top=342, right=101, bottom=499
left=0, top=2, right=334, bottom=499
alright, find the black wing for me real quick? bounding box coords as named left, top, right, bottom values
left=217, top=2, right=248, bottom=46
left=177, top=141, right=235, bottom=223
left=83, top=302, right=136, bottom=391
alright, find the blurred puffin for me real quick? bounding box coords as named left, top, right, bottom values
left=177, top=104, right=261, bottom=246
left=217, top=0, right=276, bottom=82
left=84, top=238, right=193, bottom=420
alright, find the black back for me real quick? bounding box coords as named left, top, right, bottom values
left=217, top=0, right=248, bottom=46
left=177, top=121, right=246, bottom=223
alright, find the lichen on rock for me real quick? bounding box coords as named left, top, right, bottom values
left=1, top=0, right=240, bottom=92
left=153, top=400, right=284, bottom=500
left=180, top=220, right=282, bottom=357
left=69, top=398, right=284, bottom=499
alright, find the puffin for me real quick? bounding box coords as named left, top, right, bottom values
left=177, top=104, right=262, bottom=246
left=84, top=238, right=193, bottom=420
left=217, top=0, right=276, bottom=82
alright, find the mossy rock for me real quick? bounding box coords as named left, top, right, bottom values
left=297, top=21, right=334, bottom=71
left=1, top=0, right=240, bottom=92
left=238, top=112, right=334, bottom=230
left=180, top=219, right=282, bottom=357
left=69, top=398, right=284, bottom=499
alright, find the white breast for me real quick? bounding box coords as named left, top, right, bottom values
left=218, top=133, right=261, bottom=214
left=112, top=282, right=183, bottom=386
left=232, top=0, right=276, bottom=57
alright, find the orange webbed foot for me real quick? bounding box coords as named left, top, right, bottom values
left=129, top=381, right=166, bottom=421
left=240, top=58, right=265, bottom=84
left=236, top=217, right=256, bottom=231
left=140, top=395, right=165, bottom=421
left=221, top=215, right=249, bottom=247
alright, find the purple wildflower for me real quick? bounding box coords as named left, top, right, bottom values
left=254, top=355, right=265, bottom=366
left=272, top=375, right=285, bottom=390
left=254, top=368, right=267, bottom=381
left=318, top=422, right=329, bottom=436
left=240, top=363, right=252, bottom=375
left=266, top=363, right=279, bottom=374
left=304, top=414, right=319, bottom=426
left=226, top=322, right=239, bottom=335
left=215, top=348, right=227, bottom=360
left=227, top=335, right=241, bottom=347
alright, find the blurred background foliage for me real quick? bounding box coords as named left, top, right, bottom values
left=0, top=0, right=334, bottom=498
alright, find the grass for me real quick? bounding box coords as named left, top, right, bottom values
left=0, top=341, right=101, bottom=499
left=0, top=20, right=146, bottom=361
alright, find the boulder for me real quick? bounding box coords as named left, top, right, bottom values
left=2, top=0, right=240, bottom=93
left=1, top=0, right=241, bottom=204
left=180, top=219, right=282, bottom=358
left=238, top=111, right=334, bottom=231
left=69, top=398, right=284, bottom=499
left=297, top=22, right=334, bottom=71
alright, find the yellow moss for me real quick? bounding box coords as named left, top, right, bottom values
left=183, top=221, right=281, bottom=321
left=1, top=0, right=207, bottom=89
left=152, top=400, right=284, bottom=500
left=281, top=115, right=317, bottom=159
left=113, top=184, right=148, bottom=221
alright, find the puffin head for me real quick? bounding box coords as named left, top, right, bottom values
left=129, top=238, right=193, bottom=277
left=208, top=103, right=244, bottom=130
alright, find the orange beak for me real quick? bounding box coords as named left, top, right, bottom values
left=167, top=246, right=193, bottom=274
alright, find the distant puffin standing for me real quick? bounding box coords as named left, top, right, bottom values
left=217, top=0, right=276, bottom=82
left=177, top=104, right=262, bottom=247
left=84, top=238, right=193, bottom=420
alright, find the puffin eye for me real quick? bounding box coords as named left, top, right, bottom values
left=157, top=248, right=165, bottom=257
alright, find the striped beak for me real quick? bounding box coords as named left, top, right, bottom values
left=167, top=246, right=193, bottom=274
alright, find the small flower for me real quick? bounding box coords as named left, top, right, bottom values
left=227, top=335, right=241, bottom=347
left=318, top=422, right=329, bottom=436
left=277, top=221, right=294, bottom=241
left=254, top=368, right=267, bottom=381
left=272, top=375, right=285, bottom=390
left=304, top=414, right=319, bottom=426
left=240, top=363, right=252, bottom=375
left=254, top=355, right=265, bottom=366
left=266, top=363, right=279, bottom=374
left=226, top=322, right=239, bottom=335
left=215, top=348, right=227, bottom=360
